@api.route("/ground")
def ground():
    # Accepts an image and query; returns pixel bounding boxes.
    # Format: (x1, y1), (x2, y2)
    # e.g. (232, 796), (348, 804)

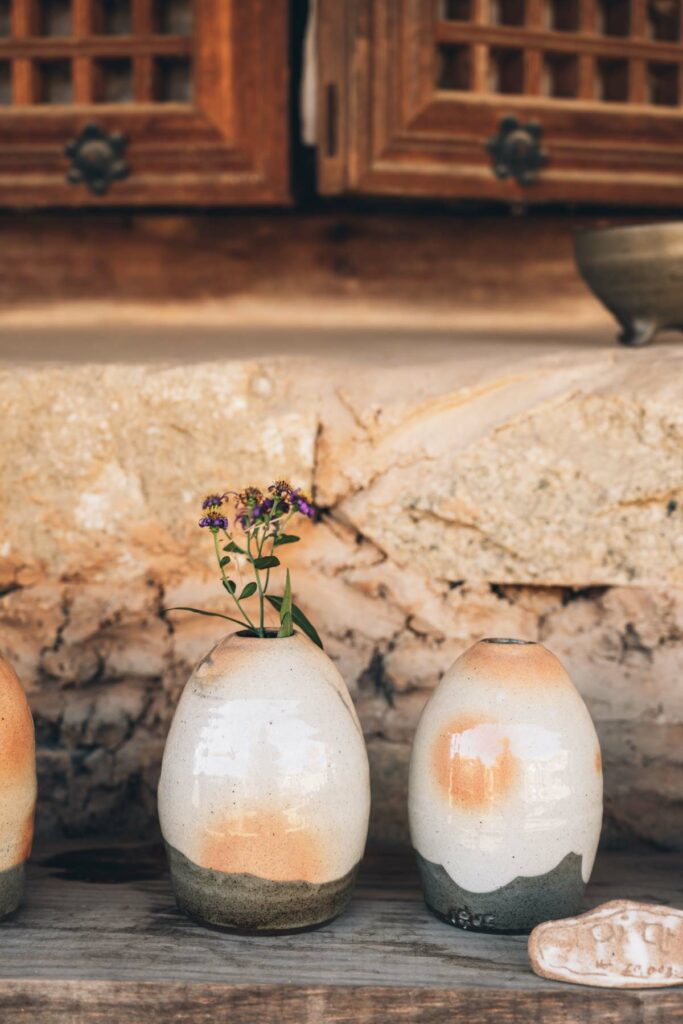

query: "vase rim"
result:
(234, 628), (300, 640)
(481, 637), (536, 645)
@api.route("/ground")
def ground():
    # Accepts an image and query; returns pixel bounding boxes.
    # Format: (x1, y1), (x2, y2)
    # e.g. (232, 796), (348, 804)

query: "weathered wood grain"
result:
(0, 979), (679, 1024)
(0, 843), (678, 1022)
(0, 209), (637, 314)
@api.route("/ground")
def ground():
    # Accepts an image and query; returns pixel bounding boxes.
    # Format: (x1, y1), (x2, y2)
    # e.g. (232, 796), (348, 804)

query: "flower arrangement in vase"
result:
(158, 482), (370, 933)
(175, 481), (321, 644)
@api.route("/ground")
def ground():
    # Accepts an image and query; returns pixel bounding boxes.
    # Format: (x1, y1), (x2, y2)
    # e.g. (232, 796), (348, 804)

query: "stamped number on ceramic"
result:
(448, 907), (495, 931)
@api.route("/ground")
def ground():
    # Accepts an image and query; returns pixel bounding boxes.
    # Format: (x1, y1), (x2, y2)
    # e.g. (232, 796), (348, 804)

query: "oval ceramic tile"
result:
(0, 654), (36, 918)
(158, 631), (370, 932)
(408, 638), (603, 933)
(529, 900), (683, 988)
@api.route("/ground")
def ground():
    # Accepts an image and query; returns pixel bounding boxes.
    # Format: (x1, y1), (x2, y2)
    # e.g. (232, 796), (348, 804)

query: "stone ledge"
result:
(1, 329), (681, 587)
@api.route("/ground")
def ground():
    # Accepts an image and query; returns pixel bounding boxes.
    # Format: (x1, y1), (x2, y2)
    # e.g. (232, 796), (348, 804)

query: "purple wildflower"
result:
(199, 514), (229, 530)
(237, 496), (277, 527)
(268, 480), (315, 519)
(235, 486), (264, 528)
(295, 495), (316, 519)
(200, 492), (230, 530)
(254, 498), (275, 518)
(238, 486), (263, 505)
(202, 493), (227, 510)
(289, 487), (316, 519)
(233, 480), (316, 529)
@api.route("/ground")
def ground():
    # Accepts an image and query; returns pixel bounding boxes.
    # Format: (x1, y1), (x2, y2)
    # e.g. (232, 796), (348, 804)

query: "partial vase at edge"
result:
(0, 653), (36, 918)
(158, 630), (370, 933)
(408, 638), (603, 935)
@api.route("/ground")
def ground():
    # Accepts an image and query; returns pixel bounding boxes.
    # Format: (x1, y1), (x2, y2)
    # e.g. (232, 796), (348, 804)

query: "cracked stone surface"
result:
(0, 334), (681, 848)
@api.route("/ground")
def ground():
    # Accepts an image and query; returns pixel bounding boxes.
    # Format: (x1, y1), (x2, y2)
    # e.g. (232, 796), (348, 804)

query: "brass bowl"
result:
(575, 222), (683, 346)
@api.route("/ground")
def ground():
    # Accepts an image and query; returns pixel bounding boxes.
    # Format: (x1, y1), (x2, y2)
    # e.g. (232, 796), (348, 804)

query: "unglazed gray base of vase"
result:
(165, 843), (358, 933)
(0, 862), (25, 920)
(415, 850), (585, 934)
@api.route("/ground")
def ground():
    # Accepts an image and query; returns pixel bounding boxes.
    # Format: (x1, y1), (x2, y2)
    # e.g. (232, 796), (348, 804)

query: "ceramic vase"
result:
(408, 638), (603, 934)
(158, 631), (370, 932)
(0, 653), (36, 918)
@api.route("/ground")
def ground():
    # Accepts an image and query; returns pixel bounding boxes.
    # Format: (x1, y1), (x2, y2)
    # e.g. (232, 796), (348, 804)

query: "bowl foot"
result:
(618, 318), (657, 347)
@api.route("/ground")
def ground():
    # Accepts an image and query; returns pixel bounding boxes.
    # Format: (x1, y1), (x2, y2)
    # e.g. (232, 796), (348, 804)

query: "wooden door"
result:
(0, 0), (289, 205)
(318, 0), (683, 205)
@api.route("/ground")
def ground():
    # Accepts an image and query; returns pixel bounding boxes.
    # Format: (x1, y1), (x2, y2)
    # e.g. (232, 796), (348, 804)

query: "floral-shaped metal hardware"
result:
(65, 123), (129, 196)
(486, 116), (547, 186)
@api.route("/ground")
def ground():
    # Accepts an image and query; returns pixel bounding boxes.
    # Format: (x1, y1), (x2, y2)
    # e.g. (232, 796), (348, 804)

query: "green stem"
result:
(213, 529), (257, 632)
(261, 504), (288, 622)
(263, 509), (294, 594)
(262, 531), (277, 594)
(248, 527), (267, 637)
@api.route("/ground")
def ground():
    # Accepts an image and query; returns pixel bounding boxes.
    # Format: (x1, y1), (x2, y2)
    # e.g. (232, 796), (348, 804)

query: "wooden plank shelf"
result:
(0, 842), (680, 1023)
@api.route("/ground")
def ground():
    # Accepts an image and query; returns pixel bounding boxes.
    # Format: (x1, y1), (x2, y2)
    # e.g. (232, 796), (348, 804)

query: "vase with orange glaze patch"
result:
(0, 653), (36, 918)
(158, 631), (370, 932)
(408, 638), (603, 934)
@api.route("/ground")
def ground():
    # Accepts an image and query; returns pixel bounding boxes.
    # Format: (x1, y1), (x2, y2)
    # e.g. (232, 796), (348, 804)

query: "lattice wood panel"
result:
(0, 0), (193, 105)
(0, 0), (289, 205)
(435, 0), (682, 106)
(318, 0), (683, 205)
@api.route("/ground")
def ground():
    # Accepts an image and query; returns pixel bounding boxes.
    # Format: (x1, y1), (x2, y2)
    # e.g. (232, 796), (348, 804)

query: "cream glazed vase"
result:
(0, 653), (36, 918)
(158, 630), (370, 932)
(409, 638), (603, 934)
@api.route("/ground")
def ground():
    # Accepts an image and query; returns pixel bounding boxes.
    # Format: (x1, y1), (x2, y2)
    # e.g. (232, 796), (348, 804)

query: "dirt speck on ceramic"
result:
(529, 900), (683, 988)
(409, 638), (603, 934)
(158, 631), (370, 932)
(0, 655), (37, 917)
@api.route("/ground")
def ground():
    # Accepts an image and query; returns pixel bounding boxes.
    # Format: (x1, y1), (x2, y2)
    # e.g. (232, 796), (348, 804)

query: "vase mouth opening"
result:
(481, 637), (536, 646)
(235, 629), (297, 640)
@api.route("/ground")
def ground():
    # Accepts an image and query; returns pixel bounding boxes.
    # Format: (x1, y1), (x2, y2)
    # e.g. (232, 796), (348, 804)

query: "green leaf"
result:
(267, 594), (323, 649)
(224, 541), (245, 554)
(253, 555), (280, 570)
(222, 579), (236, 595)
(278, 612), (293, 637)
(239, 582), (257, 600)
(219, 556), (231, 567)
(274, 534), (300, 547)
(165, 607), (248, 629)
(277, 570), (294, 638)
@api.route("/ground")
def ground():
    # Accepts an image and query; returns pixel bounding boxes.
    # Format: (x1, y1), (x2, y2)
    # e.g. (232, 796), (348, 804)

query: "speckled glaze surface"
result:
(408, 638), (603, 934)
(0, 654), (36, 918)
(158, 631), (370, 932)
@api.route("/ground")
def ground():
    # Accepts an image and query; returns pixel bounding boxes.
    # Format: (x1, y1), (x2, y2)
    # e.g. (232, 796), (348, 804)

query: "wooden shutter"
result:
(0, 0), (289, 205)
(318, 0), (683, 205)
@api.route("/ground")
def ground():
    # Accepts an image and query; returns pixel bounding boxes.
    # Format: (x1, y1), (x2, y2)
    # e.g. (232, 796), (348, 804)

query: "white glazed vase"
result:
(409, 638), (603, 934)
(158, 630), (370, 932)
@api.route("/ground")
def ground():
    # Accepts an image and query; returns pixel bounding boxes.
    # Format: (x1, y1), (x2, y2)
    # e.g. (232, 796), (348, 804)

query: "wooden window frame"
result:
(318, 0), (683, 206)
(0, 0), (289, 206)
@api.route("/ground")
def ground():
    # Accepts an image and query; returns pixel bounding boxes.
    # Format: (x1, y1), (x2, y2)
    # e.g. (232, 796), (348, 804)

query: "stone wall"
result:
(1, 333), (681, 848)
